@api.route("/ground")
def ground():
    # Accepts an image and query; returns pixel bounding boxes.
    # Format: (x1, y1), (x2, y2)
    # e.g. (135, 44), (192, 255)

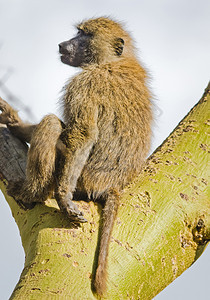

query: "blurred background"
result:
(0, 0), (209, 299)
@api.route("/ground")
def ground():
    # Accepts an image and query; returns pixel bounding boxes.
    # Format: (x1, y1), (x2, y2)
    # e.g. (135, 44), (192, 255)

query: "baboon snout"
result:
(59, 41), (75, 55)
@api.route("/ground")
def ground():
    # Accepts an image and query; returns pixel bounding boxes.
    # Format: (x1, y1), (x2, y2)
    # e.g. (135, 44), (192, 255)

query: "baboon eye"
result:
(77, 29), (84, 35)
(77, 29), (92, 37)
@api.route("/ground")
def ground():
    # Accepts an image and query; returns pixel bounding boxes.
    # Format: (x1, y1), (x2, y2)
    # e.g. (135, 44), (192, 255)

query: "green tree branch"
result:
(0, 83), (209, 299)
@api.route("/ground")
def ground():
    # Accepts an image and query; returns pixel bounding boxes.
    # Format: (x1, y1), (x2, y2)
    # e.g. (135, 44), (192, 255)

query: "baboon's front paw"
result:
(0, 97), (17, 125)
(58, 194), (87, 223)
(66, 201), (87, 223)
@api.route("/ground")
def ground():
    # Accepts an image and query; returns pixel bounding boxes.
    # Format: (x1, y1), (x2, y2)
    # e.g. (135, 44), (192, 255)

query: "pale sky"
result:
(0, 0), (209, 299)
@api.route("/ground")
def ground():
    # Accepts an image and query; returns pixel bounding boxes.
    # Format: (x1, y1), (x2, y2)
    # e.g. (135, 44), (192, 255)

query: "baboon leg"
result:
(93, 189), (120, 296)
(8, 114), (63, 204)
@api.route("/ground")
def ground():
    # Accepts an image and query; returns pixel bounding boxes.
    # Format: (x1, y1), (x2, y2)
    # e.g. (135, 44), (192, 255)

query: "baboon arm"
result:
(8, 123), (37, 143)
(0, 97), (36, 143)
(57, 108), (99, 198)
(60, 122), (99, 193)
(56, 118), (98, 222)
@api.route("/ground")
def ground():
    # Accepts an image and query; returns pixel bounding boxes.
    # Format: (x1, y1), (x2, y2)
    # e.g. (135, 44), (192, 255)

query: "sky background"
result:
(0, 0), (209, 299)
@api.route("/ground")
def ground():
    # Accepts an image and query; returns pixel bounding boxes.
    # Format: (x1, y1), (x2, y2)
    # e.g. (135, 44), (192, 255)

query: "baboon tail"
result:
(93, 189), (119, 297)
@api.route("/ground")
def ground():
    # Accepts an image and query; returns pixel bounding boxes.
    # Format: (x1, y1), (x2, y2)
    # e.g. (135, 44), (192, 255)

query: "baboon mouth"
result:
(60, 54), (71, 64)
(60, 54), (69, 59)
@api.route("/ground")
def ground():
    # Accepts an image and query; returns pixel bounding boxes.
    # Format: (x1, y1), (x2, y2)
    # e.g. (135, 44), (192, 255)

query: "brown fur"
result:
(0, 17), (152, 297)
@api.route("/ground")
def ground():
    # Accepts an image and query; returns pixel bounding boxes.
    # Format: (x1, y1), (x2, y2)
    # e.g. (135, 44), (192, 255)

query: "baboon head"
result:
(59, 17), (134, 67)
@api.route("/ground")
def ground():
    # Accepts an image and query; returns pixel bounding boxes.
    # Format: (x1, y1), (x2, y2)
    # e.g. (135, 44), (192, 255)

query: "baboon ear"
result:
(113, 38), (124, 56)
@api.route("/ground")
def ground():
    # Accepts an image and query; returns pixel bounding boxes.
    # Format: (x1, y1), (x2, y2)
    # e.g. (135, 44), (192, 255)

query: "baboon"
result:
(0, 17), (152, 297)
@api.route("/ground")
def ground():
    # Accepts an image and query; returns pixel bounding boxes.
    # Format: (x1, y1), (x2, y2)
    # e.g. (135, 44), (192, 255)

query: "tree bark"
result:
(0, 84), (209, 299)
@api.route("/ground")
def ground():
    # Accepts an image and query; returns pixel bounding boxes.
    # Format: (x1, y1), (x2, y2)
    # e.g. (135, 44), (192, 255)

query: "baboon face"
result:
(59, 29), (92, 67)
(59, 18), (128, 67)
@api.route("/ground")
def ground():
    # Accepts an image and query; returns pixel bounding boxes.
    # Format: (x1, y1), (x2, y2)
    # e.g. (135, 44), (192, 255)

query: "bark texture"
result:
(0, 84), (209, 299)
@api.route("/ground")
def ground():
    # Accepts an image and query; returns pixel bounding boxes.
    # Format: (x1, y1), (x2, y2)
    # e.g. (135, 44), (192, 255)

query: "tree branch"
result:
(0, 83), (209, 299)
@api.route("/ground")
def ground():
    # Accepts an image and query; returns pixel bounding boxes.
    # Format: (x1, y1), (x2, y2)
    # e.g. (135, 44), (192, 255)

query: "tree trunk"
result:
(0, 84), (209, 299)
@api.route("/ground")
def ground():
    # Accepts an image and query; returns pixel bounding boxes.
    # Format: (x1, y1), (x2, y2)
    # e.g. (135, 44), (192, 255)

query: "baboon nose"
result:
(59, 43), (66, 54)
